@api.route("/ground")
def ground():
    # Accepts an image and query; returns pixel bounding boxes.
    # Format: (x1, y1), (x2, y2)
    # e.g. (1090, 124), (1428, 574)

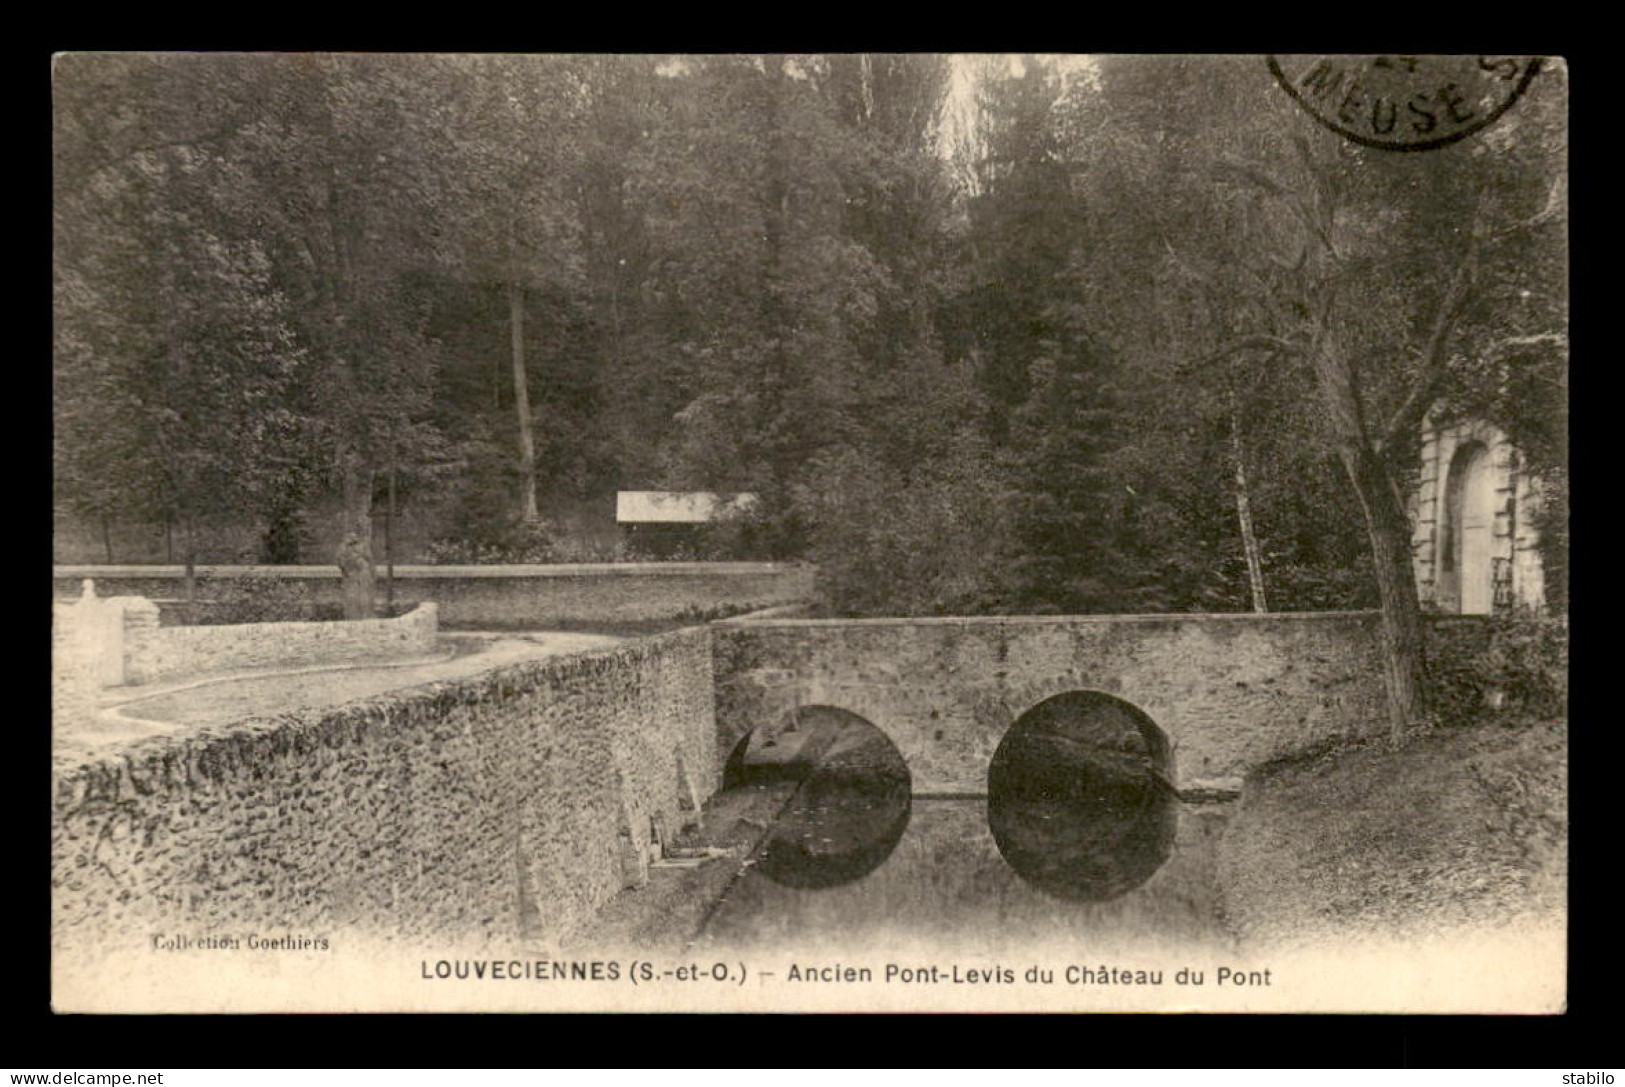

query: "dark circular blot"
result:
(1268, 55), (1542, 152)
(746, 706), (912, 890)
(987, 691), (1178, 902)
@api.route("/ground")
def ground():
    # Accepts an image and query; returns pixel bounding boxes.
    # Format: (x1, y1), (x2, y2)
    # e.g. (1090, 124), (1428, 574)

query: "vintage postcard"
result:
(51, 53), (1568, 1014)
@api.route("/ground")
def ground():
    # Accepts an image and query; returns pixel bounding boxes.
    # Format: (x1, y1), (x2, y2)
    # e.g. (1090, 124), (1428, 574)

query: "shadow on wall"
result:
(987, 690), (1179, 902)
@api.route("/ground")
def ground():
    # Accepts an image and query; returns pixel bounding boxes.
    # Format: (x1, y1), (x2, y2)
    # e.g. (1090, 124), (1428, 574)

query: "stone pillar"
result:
(1412, 426), (1442, 607)
(411, 602), (439, 653)
(616, 800), (652, 890)
(111, 597), (161, 686)
(1514, 471), (1547, 613)
(1492, 437), (1518, 614)
(674, 747), (703, 834)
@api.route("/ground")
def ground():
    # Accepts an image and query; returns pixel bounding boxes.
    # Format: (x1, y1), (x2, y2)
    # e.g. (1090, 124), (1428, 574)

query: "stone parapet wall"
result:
(51, 627), (718, 959)
(52, 563), (815, 628)
(713, 612), (1390, 793)
(122, 602), (438, 686)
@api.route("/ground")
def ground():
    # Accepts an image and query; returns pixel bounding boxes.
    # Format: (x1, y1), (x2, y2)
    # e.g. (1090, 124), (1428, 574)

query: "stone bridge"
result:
(711, 612), (1390, 795)
(55, 605), (1395, 995)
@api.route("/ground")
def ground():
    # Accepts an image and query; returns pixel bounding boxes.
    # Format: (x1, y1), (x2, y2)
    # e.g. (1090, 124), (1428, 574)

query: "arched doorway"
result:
(1441, 442), (1497, 614)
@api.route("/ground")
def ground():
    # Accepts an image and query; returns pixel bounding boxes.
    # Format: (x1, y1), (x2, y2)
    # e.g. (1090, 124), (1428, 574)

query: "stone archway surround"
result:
(1411, 419), (1544, 615)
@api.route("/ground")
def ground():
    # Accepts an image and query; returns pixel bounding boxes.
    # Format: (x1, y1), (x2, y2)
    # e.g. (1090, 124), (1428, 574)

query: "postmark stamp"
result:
(1267, 55), (1543, 151)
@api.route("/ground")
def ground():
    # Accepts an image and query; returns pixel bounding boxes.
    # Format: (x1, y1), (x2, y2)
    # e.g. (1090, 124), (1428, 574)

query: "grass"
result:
(1216, 710), (1567, 950)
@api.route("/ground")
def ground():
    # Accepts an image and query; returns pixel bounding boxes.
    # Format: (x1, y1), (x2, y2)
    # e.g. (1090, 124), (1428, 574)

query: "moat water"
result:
(691, 713), (1236, 958)
(694, 797), (1234, 957)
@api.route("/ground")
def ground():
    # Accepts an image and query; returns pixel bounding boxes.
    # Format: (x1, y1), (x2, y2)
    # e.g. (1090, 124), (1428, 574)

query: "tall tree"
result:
(446, 54), (587, 524)
(232, 54), (455, 616)
(55, 55), (309, 592)
(956, 56), (1087, 438)
(1087, 55), (1567, 735)
(948, 56), (1144, 613)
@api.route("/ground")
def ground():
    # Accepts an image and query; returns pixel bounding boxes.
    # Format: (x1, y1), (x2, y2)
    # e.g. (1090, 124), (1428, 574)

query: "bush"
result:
(421, 518), (568, 564)
(1427, 613), (1568, 726)
(796, 442), (1015, 617)
(161, 574), (424, 625)
(545, 535), (629, 563)
(163, 573), (317, 625)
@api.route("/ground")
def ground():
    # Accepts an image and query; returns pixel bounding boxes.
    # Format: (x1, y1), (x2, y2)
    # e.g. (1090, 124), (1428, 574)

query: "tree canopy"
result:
(53, 54), (1567, 639)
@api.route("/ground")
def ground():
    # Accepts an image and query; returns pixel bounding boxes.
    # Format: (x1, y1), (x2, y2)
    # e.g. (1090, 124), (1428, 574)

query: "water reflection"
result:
(733, 706), (913, 890)
(706, 691), (1194, 954)
(987, 691), (1178, 901)
(756, 766), (912, 889)
(697, 799), (1231, 956)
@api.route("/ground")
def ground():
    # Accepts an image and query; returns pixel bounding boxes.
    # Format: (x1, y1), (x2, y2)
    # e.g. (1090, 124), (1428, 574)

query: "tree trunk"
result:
(760, 54), (794, 487)
(336, 447), (376, 620)
(1310, 331), (1427, 740)
(180, 513), (198, 606)
(1229, 402), (1269, 614)
(508, 279), (540, 523)
(385, 458), (396, 616)
(100, 515), (113, 565)
(493, 336), (503, 412)
(1339, 442), (1428, 741)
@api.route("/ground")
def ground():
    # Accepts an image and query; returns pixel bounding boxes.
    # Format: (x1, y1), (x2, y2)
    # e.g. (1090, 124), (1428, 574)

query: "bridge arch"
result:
(995, 689), (1173, 783)
(986, 690), (1178, 901)
(722, 704), (912, 889)
(722, 704), (902, 786)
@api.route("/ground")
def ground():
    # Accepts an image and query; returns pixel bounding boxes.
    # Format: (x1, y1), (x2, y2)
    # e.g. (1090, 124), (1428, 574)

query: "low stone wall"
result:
(51, 603), (98, 728)
(51, 627), (718, 959)
(713, 612), (1390, 793)
(122, 602), (439, 686)
(52, 563), (815, 628)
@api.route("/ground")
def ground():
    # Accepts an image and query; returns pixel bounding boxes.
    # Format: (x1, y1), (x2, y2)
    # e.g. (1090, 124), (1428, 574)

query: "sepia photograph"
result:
(50, 53), (1569, 1014)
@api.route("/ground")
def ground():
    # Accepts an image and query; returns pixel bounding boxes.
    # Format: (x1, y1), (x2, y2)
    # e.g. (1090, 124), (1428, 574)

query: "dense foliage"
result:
(1427, 615), (1569, 727)
(54, 54), (1567, 621)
